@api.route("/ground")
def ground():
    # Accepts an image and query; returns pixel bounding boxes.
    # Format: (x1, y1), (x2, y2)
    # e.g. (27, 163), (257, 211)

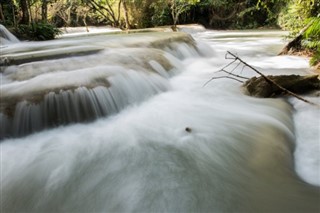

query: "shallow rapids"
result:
(1, 27), (319, 212)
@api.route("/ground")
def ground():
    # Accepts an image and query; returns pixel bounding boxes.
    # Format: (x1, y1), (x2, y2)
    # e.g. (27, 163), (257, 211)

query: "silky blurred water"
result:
(0, 26), (319, 212)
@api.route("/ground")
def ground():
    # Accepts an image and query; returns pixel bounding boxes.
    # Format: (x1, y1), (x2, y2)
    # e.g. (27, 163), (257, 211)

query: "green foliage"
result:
(32, 22), (61, 40)
(278, 0), (319, 34)
(279, 0), (320, 65)
(0, 0), (17, 26)
(150, 3), (171, 27)
(170, 0), (200, 26)
(304, 17), (320, 40)
(256, 0), (287, 25)
(3, 0), (315, 34)
(309, 49), (320, 66)
(14, 22), (61, 40)
(197, 0), (286, 29)
(303, 17), (320, 65)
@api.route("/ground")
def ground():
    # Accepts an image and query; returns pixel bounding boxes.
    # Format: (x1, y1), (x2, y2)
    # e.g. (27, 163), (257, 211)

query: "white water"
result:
(0, 24), (20, 45)
(1, 27), (319, 212)
(58, 26), (122, 38)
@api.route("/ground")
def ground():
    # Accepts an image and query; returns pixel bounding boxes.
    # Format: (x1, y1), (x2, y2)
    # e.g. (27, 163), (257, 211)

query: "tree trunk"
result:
(171, 0), (177, 28)
(19, 0), (29, 24)
(8, 0), (17, 27)
(121, 0), (130, 29)
(83, 17), (89, 32)
(0, 3), (5, 22)
(41, 0), (48, 22)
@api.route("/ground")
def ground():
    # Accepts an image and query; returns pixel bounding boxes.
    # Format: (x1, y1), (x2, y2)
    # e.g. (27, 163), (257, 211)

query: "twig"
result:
(203, 76), (244, 87)
(219, 69), (249, 80)
(230, 61), (242, 73)
(203, 55), (249, 87)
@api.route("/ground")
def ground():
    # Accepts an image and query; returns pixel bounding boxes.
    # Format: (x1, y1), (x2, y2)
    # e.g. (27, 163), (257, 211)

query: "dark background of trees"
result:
(0, 0), (319, 67)
(0, 0), (293, 30)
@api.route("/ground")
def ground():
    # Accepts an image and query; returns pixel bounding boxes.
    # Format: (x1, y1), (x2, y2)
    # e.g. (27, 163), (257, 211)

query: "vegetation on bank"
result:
(0, 0), (319, 66)
(278, 0), (320, 69)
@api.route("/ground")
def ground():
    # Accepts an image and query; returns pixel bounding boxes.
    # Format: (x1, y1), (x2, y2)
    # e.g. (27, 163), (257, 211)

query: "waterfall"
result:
(1, 27), (319, 212)
(0, 24), (20, 45)
(1, 69), (171, 138)
(0, 30), (201, 139)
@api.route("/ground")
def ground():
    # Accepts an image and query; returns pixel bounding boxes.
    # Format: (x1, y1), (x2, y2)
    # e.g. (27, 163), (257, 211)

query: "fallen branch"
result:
(205, 51), (319, 106)
(208, 76), (244, 83)
(226, 51), (318, 105)
(219, 69), (249, 80)
(203, 54), (249, 87)
(244, 74), (320, 97)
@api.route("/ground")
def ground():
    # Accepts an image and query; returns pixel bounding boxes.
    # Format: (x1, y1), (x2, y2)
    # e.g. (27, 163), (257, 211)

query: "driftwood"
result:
(205, 51), (320, 105)
(243, 75), (320, 97)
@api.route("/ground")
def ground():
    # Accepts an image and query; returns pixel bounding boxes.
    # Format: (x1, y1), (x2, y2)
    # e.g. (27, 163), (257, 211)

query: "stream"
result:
(0, 25), (319, 212)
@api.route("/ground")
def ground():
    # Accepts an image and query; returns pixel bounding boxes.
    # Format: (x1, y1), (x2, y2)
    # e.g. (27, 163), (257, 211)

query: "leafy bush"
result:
(303, 17), (320, 66)
(13, 22), (61, 41)
(278, 2), (305, 34)
(304, 17), (320, 44)
(278, 0), (320, 66)
(309, 50), (320, 66)
(31, 22), (61, 40)
(278, 0), (318, 35)
(150, 5), (171, 27)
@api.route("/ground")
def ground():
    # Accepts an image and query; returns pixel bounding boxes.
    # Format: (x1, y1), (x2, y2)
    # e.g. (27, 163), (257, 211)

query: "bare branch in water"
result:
(220, 69), (250, 80)
(226, 51), (318, 106)
(204, 51), (318, 106)
(203, 76), (244, 87)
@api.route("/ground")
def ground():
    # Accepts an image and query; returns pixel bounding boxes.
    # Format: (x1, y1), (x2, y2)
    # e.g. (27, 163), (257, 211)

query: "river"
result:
(0, 25), (319, 212)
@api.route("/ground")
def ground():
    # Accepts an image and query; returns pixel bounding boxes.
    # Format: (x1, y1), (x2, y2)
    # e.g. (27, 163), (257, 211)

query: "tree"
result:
(41, 0), (48, 21)
(83, 0), (122, 27)
(0, 3), (5, 22)
(121, 0), (130, 29)
(19, 0), (30, 24)
(206, 0), (246, 27)
(169, 0), (199, 29)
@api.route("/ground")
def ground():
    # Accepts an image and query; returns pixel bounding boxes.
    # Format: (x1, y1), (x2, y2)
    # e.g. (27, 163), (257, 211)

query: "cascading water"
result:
(0, 32), (198, 138)
(0, 26), (319, 212)
(0, 24), (20, 45)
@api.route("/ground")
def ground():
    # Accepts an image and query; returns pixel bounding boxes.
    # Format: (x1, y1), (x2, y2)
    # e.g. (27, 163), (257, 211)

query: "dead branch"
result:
(203, 55), (249, 87)
(204, 76), (244, 86)
(204, 51), (319, 106)
(218, 70), (249, 80)
(226, 51), (318, 105)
